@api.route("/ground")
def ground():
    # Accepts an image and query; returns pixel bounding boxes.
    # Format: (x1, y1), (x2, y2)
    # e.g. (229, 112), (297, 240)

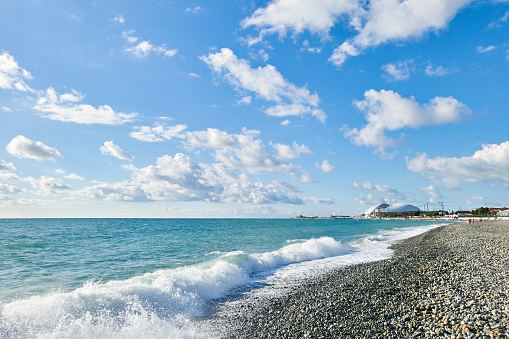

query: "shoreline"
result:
(206, 220), (509, 338)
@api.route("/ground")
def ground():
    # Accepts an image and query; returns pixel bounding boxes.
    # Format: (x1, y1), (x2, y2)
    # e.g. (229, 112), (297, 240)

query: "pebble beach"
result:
(208, 220), (509, 338)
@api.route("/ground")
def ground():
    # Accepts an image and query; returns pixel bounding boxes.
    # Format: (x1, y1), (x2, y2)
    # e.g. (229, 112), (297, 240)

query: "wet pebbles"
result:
(208, 221), (509, 338)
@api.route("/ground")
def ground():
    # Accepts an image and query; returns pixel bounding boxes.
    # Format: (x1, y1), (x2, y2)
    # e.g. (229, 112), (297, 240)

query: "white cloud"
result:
(0, 160), (16, 172)
(183, 128), (238, 149)
(237, 96), (252, 105)
(180, 128), (314, 182)
(185, 6), (205, 14)
(34, 87), (136, 125)
(130, 124), (188, 142)
(189, 73), (201, 79)
(241, 0), (360, 43)
(488, 11), (509, 29)
(2, 106), (11, 112)
(65, 173), (85, 181)
(0, 183), (22, 194)
(265, 104), (326, 123)
(330, 0), (472, 67)
(0, 172), (19, 181)
(122, 30), (178, 58)
(112, 15), (125, 24)
(353, 180), (408, 205)
(100, 141), (134, 161)
(76, 153), (306, 204)
(200, 48), (325, 122)
(421, 185), (442, 203)
(467, 196), (484, 205)
(477, 45), (496, 53)
(26, 176), (70, 194)
(6, 135), (62, 161)
(344, 89), (470, 158)
(407, 141), (509, 188)
(425, 64), (451, 77)
(130, 125), (315, 184)
(0, 50), (33, 92)
(317, 160), (335, 172)
(382, 60), (413, 81)
(328, 41), (360, 68)
(353, 181), (406, 198)
(272, 141), (312, 160)
(281, 119), (290, 126)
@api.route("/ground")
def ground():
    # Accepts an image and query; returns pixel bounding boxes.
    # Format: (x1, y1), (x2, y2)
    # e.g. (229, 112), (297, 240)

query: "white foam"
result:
(0, 236), (349, 338)
(1, 225), (449, 338)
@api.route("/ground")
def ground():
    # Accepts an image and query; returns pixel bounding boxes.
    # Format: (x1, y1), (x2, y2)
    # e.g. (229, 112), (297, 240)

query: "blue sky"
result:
(0, 0), (508, 217)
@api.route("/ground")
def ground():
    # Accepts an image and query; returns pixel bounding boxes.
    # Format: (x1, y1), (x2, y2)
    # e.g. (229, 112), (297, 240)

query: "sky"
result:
(0, 0), (508, 218)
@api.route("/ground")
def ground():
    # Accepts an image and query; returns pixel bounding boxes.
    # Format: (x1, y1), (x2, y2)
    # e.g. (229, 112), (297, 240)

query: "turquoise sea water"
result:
(0, 218), (449, 338)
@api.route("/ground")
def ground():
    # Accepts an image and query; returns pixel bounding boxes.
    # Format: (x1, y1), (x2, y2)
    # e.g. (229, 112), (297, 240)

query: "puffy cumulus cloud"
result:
(26, 176), (70, 194)
(407, 141), (509, 188)
(6, 135), (62, 161)
(182, 128), (237, 149)
(34, 87), (136, 125)
(180, 128), (314, 183)
(128, 124), (313, 183)
(241, 0), (360, 44)
(271, 141), (312, 160)
(241, 0), (472, 67)
(130, 124), (187, 142)
(100, 141), (134, 161)
(0, 183), (23, 194)
(200, 48), (325, 122)
(208, 133), (312, 182)
(0, 50), (33, 92)
(75, 181), (152, 202)
(317, 160), (335, 172)
(74, 153), (310, 205)
(330, 0), (472, 67)
(122, 30), (178, 58)
(343, 90), (470, 158)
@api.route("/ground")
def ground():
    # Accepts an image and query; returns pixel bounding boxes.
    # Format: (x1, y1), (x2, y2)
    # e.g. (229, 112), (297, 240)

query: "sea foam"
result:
(0, 236), (348, 338)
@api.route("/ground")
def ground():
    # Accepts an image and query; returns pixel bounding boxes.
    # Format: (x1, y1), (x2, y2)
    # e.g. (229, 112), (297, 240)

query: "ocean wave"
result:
(0, 236), (348, 338)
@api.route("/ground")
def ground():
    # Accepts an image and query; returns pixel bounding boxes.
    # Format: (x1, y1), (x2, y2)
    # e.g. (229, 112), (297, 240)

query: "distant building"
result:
(362, 203), (421, 217)
(362, 203), (390, 217)
(497, 209), (509, 217)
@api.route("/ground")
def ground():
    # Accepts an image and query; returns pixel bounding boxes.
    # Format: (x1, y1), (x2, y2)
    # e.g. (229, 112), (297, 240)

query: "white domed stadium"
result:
(363, 203), (421, 217)
(362, 203), (390, 217)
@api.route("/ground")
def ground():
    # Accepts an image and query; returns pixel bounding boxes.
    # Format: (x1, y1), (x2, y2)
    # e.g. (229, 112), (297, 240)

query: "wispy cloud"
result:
(122, 30), (178, 58)
(0, 51), (34, 92)
(100, 141), (134, 161)
(34, 88), (136, 125)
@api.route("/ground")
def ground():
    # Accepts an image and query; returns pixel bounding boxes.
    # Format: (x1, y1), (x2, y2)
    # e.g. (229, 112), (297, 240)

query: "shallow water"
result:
(0, 218), (449, 338)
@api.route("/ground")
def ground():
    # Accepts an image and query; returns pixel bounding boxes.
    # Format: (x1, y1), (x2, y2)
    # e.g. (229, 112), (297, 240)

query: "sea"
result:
(0, 218), (451, 338)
